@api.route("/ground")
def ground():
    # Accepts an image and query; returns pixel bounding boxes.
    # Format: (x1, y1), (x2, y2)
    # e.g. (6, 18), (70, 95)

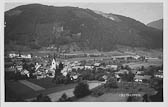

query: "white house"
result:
(136, 71), (145, 75)
(20, 54), (32, 58)
(16, 65), (23, 71)
(134, 75), (151, 82)
(9, 53), (19, 58)
(20, 69), (30, 77)
(154, 74), (163, 78)
(61, 65), (72, 76)
(94, 63), (101, 67)
(106, 65), (118, 70)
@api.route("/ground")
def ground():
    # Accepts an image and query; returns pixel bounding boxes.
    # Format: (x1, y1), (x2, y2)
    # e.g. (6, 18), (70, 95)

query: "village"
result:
(5, 50), (163, 102)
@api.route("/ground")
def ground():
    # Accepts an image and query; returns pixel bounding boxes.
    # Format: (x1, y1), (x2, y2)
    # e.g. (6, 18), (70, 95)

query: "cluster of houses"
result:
(5, 51), (163, 83)
(8, 53), (32, 59)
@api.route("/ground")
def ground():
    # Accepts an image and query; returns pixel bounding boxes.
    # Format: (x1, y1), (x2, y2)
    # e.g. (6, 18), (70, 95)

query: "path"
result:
(19, 80), (45, 91)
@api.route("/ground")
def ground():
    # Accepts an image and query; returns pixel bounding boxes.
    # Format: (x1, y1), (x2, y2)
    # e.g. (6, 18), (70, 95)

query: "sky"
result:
(5, 2), (163, 24)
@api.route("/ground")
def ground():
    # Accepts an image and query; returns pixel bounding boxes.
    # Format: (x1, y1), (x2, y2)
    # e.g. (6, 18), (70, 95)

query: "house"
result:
(154, 72), (163, 78)
(84, 65), (94, 70)
(115, 74), (121, 82)
(61, 65), (72, 76)
(94, 63), (101, 67)
(20, 54), (32, 58)
(20, 69), (30, 77)
(134, 75), (151, 82)
(16, 65), (23, 71)
(70, 72), (79, 80)
(35, 63), (41, 71)
(9, 53), (19, 58)
(115, 69), (129, 75)
(154, 74), (163, 78)
(106, 65), (118, 70)
(47, 70), (55, 78)
(136, 71), (145, 75)
(102, 75), (108, 82)
(132, 55), (141, 60)
(72, 66), (84, 70)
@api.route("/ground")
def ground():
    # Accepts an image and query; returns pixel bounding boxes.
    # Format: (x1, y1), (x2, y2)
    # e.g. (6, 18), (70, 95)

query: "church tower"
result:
(51, 58), (56, 70)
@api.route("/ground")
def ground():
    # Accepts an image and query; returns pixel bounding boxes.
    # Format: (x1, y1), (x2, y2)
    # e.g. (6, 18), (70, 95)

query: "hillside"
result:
(5, 4), (163, 52)
(147, 19), (163, 30)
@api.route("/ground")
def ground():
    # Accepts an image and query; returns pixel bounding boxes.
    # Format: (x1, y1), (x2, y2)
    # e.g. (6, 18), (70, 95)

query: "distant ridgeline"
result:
(5, 4), (163, 52)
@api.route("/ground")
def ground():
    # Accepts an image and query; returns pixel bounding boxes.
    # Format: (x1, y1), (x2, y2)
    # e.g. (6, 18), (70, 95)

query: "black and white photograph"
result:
(1, 0), (167, 104)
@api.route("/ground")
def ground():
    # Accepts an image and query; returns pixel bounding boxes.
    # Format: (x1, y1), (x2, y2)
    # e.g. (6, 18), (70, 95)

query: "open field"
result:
(123, 59), (162, 69)
(5, 78), (103, 101)
(5, 80), (36, 100)
(28, 78), (58, 89)
(5, 79), (77, 100)
(26, 81), (103, 101)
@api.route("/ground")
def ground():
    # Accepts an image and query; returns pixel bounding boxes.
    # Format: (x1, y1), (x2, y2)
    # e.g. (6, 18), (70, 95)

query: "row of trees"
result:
(58, 81), (91, 102)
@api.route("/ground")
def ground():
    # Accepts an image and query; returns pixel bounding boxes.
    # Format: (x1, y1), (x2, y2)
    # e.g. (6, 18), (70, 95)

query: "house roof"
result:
(134, 75), (151, 80)
(115, 69), (129, 74)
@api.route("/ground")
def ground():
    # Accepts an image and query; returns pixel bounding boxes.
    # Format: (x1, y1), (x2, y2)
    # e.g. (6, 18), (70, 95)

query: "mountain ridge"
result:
(147, 19), (163, 30)
(5, 4), (163, 52)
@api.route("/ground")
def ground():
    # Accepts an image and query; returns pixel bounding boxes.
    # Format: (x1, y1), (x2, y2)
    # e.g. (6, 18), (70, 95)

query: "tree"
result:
(104, 77), (118, 88)
(150, 78), (163, 91)
(22, 62), (29, 70)
(125, 65), (131, 71)
(59, 62), (64, 70)
(58, 93), (68, 102)
(149, 78), (163, 102)
(73, 81), (91, 98)
(142, 94), (149, 102)
(121, 71), (135, 82)
(140, 66), (145, 71)
(149, 88), (163, 102)
(36, 94), (51, 102)
(127, 96), (136, 102)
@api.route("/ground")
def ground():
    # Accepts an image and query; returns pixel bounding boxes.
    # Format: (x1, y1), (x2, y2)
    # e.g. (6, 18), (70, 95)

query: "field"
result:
(123, 58), (163, 69)
(5, 80), (37, 100)
(76, 81), (155, 102)
(28, 78), (57, 89)
(5, 78), (78, 101)
(77, 93), (127, 102)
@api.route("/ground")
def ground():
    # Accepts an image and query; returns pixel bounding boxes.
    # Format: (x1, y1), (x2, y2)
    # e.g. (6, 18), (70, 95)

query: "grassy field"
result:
(28, 78), (57, 89)
(123, 59), (162, 69)
(5, 80), (37, 100)
(28, 78), (77, 89)
(5, 78), (78, 101)
(77, 93), (127, 102)
(76, 81), (155, 102)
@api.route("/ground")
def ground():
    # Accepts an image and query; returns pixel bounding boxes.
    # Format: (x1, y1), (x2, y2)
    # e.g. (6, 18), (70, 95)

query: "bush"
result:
(127, 96), (136, 102)
(138, 88), (143, 92)
(91, 89), (104, 97)
(58, 93), (72, 102)
(149, 88), (163, 102)
(150, 78), (163, 91)
(121, 72), (135, 82)
(98, 77), (105, 81)
(73, 81), (91, 98)
(54, 75), (72, 84)
(58, 93), (67, 102)
(35, 94), (51, 102)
